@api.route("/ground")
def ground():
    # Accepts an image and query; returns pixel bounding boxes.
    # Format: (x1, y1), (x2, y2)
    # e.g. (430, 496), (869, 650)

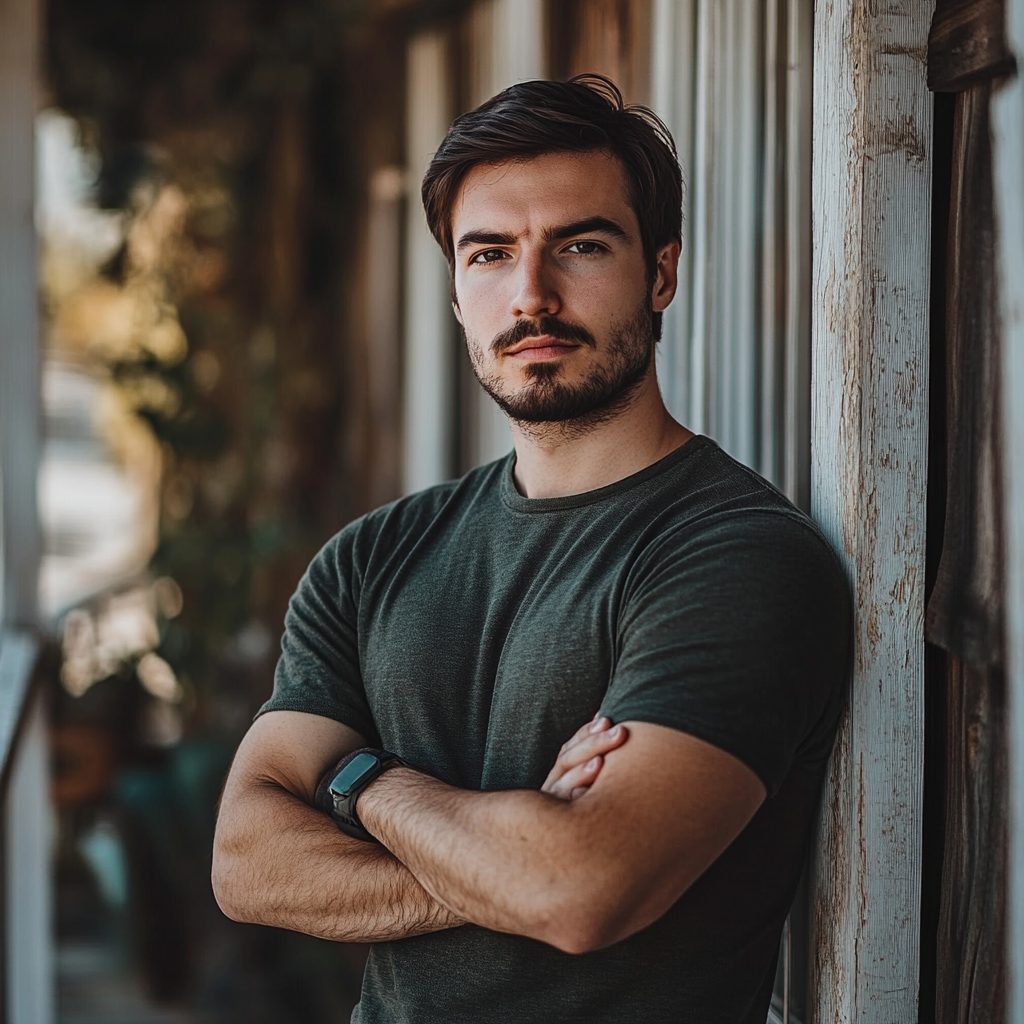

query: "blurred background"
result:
(0, 0), (814, 1021)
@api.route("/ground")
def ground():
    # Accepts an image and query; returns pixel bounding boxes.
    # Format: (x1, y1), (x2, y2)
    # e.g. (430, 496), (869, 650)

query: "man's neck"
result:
(509, 376), (694, 499)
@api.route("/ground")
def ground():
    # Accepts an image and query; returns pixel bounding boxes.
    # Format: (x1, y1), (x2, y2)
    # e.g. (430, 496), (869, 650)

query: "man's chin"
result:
(485, 379), (644, 426)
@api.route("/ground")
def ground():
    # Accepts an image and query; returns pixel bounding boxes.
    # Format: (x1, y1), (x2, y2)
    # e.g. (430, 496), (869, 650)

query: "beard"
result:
(467, 304), (655, 428)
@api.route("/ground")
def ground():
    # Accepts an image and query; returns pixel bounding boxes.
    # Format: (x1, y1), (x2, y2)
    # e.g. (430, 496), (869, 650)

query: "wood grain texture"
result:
(936, 657), (1007, 1024)
(809, 1), (932, 1020)
(0, 0), (41, 629)
(989, 2), (1024, 1020)
(927, 78), (1009, 1024)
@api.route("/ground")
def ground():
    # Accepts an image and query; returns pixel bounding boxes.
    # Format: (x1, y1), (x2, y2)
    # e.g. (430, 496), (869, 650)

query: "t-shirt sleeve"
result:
(257, 525), (381, 745)
(601, 510), (851, 797)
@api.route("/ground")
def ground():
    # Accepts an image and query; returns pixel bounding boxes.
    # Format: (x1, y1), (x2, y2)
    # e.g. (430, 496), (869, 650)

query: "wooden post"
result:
(991, 2), (1024, 1020)
(463, 0), (544, 467)
(403, 30), (456, 494)
(0, 0), (41, 629)
(809, 1), (933, 1021)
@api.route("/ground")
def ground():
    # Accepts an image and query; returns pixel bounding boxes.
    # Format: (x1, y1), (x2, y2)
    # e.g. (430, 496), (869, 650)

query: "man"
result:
(213, 76), (850, 1023)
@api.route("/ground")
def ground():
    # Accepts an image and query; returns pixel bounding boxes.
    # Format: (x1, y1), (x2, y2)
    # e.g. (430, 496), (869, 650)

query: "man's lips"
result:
(504, 336), (581, 358)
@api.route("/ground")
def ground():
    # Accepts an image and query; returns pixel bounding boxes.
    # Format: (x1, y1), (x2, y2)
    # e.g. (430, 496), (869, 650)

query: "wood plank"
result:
(990, 2), (1024, 1020)
(809, 0), (932, 1020)
(782, 0), (812, 510)
(0, 0), (41, 628)
(0, 631), (38, 782)
(5, 689), (53, 1024)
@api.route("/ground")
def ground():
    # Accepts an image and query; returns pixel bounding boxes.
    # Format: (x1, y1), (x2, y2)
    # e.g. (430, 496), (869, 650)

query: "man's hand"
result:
(541, 716), (628, 800)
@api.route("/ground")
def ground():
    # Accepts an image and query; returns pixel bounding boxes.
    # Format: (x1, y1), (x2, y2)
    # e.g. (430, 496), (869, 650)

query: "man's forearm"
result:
(212, 776), (464, 942)
(358, 768), (623, 953)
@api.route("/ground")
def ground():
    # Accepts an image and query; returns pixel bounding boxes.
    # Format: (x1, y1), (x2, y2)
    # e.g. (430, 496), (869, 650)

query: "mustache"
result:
(490, 315), (597, 355)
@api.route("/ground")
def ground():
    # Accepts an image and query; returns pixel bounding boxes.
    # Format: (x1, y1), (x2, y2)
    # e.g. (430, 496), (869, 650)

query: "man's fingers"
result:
(559, 723), (627, 770)
(541, 724), (629, 797)
(543, 755), (604, 800)
(559, 716), (605, 756)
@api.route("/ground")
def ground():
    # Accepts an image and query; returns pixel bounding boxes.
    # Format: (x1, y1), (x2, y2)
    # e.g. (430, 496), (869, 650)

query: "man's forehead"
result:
(451, 150), (638, 236)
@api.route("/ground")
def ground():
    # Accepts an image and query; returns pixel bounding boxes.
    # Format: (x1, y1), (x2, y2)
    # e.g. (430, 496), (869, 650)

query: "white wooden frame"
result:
(809, 2), (933, 1021)
(992, 2), (1024, 1020)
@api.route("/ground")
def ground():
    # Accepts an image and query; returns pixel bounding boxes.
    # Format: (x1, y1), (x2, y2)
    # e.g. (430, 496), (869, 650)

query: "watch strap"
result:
(314, 747), (407, 843)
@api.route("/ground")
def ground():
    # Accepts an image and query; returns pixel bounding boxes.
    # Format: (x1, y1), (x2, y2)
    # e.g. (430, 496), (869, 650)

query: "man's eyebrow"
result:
(542, 217), (631, 243)
(456, 230), (517, 252)
(455, 217), (632, 253)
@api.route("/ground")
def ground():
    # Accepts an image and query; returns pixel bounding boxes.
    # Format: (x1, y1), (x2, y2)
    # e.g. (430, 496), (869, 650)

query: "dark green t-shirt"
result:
(261, 435), (850, 1024)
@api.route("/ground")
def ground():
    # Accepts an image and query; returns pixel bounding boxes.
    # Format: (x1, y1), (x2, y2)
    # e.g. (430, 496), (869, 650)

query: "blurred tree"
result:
(46, 0), (367, 728)
(42, 1), (412, 1016)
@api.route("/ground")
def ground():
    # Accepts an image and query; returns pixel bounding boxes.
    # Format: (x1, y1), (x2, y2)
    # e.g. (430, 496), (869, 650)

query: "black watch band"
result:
(314, 747), (408, 843)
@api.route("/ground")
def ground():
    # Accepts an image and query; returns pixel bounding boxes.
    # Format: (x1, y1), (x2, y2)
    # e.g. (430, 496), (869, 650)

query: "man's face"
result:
(450, 150), (673, 426)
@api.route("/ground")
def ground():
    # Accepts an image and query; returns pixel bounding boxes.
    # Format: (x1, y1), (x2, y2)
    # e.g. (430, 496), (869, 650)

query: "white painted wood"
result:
(366, 166), (405, 507)
(0, 630), (37, 778)
(782, 0), (812, 510)
(652, 0), (696, 424)
(463, 0), (545, 467)
(725, 0), (759, 469)
(0, 0), (41, 628)
(686, 0), (714, 436)
(5, 689), (54, 1024)
(0, 0), (51, 1015)
(991, 5), (1024, 1022)
(651, 0), (812, 505)
(808, 1), (932, 1020)
(403, 30), (457, 494)
(759, 0), (782, 485)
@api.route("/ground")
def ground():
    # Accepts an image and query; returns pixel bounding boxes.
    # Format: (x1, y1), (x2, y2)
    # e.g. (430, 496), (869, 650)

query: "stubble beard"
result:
(467, 302), (655, 437)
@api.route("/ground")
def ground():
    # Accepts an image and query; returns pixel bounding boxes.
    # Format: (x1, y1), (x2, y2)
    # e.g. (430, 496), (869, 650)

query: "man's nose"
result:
(510, 252), (560, 319)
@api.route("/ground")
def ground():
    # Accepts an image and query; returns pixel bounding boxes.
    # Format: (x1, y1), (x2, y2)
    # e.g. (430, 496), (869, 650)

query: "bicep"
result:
(578, 720), (765, 941)
(223, 710), (368, 808)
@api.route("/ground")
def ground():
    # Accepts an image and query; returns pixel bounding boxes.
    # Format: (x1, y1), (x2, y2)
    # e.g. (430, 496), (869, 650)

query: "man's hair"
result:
(421, 74), (682, 329)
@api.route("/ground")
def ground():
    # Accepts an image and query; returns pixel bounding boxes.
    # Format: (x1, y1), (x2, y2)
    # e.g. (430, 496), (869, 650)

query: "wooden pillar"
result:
(462, 0), (544, 469)
(0, 0), (50, 1018)
(403, 29), (456, 494)
(991, 1), (1024, 1020)
(0, 0), (41, 629)
(809, 1), (933, 1021)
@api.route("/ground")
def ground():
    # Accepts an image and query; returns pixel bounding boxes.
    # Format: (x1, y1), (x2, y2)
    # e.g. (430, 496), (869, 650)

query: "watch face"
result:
(330, 752), (379, 798)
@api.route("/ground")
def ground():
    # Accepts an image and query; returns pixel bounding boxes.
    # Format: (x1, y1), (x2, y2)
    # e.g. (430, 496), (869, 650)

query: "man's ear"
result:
(651, 242), (681, 312)
(452, 300), (464, 327)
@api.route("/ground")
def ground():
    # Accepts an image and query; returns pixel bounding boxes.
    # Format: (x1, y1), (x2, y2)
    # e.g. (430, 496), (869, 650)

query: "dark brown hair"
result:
(421, 74), (682, 312)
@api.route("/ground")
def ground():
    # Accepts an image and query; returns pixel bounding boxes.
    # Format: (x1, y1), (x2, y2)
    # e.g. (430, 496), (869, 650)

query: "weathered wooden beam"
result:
(991, 2), (1024, 1020)
(809, 1), (933, 1021)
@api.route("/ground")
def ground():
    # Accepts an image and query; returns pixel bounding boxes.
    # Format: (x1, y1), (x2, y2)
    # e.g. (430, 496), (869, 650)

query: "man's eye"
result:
(471, 249), (508, 264)
(565, 240), (603, 256)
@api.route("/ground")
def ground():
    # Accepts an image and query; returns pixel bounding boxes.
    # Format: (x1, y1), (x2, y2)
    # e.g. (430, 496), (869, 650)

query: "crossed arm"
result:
(212, 709), (765, 953)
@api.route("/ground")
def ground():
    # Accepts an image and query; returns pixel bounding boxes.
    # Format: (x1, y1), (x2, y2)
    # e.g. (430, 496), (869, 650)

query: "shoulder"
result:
(637, 439), (845, 589)
(305, 457), (509, 585)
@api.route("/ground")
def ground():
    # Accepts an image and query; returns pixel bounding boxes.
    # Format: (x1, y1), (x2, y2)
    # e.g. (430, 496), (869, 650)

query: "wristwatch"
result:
(315, 747), (408, 843)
